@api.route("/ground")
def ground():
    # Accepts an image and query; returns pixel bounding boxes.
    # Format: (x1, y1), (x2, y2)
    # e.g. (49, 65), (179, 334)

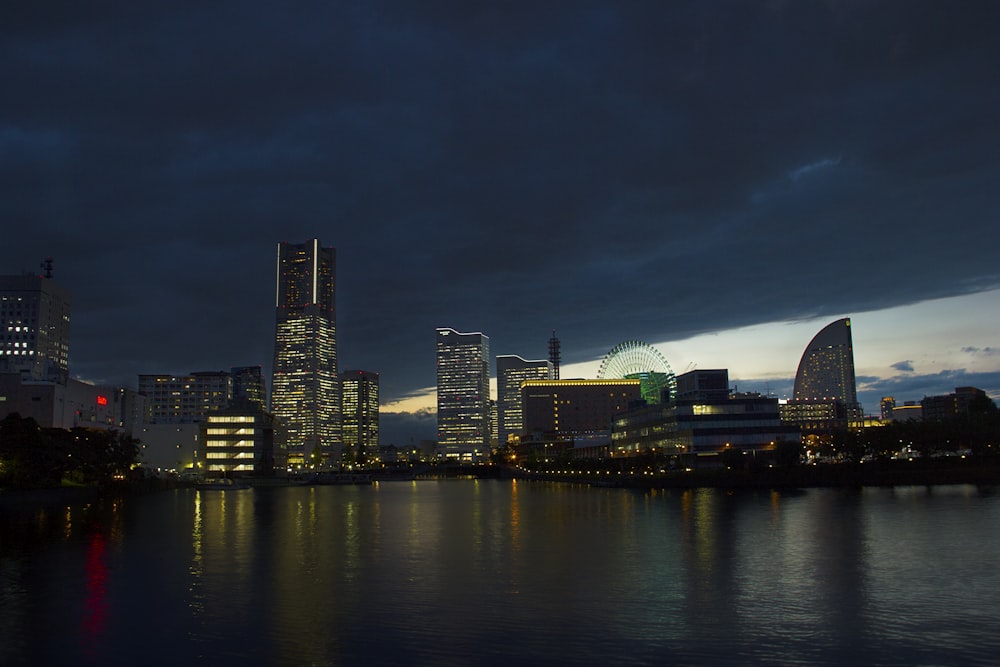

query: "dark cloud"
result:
(891, 360), (915, 373)
(3, 1), (1000, 417)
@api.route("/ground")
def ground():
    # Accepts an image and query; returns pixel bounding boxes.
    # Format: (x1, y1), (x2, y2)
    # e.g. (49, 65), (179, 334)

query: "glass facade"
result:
(341, 370), (379, 464)
(436, 328), (490, 461)
(496, 355), (553, 445)
(271, 240), (340, 468)
(793, 318), (858, 404)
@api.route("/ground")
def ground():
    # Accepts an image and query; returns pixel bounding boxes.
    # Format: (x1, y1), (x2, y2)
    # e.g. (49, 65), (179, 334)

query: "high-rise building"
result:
(138, 371), (234, 423)
(271, 239), (340, 468)
(496, 354), (553, 445)
(436, 328), (490, 461)
(781, 317), (862, 431)
(232, 365), (266, 410)
(341, 370), (379, 465)
(793, 318), (858, 405)
(0, 272), (71, 382)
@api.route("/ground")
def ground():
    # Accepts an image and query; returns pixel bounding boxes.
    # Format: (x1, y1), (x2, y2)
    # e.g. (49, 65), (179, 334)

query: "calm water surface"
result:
(2, 480), (999, 666)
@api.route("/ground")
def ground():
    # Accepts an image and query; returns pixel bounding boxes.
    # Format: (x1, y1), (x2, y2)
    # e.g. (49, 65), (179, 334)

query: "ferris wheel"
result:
(597, 340), (676, 403)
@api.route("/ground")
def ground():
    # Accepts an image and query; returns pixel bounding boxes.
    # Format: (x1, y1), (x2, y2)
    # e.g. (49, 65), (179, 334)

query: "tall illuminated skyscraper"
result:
(271, 239), (340, 468)
(793, 317), (858, 406)
(436, 327), (490, 461)
(341, 370), (379, 465)
(496, 355), (553, 445)
(780, 317), (862, 429)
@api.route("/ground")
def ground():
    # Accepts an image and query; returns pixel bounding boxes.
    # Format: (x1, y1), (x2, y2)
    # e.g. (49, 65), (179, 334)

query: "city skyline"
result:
(2, 3), (998, 446)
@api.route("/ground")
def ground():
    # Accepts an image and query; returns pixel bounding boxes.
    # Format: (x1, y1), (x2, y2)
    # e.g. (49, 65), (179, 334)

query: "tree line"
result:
(0, 413), (140, 489)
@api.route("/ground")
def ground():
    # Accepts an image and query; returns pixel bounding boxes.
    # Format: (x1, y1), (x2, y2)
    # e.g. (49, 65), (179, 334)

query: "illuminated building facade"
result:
(138, 371), (233, 424)
(521, 379), (641, 436)
(436, 328), (490, 461)
(271, 239), (340, 468)
(200, 402), (280, 476)
(341, 370), (379, 464)
(782, 318), (862, 431)
(496, 355), (553, 445)
(0, 273), (71, 382)
(232, 365), (266, 410)
(611, 370), (798, 463)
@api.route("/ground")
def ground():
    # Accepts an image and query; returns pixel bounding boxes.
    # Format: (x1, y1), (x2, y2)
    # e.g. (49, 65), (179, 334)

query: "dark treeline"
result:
(0, 413), (140, 490)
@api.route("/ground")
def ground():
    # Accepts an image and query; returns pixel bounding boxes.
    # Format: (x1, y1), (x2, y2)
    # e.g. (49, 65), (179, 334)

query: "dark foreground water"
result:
(2, 480), (999, 666)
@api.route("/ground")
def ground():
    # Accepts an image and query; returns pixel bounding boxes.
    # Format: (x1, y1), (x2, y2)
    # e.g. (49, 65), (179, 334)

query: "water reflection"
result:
(2, 483), (1000, 666)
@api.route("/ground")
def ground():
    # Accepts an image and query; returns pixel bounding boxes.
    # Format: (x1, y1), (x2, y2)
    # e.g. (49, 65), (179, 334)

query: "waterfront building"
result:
(0, 373), (143, 434)
(232, 365), (266, 410)
(436, 328), (490, 461)
(271, 239), (340, 468)
(521, 378), (641, 438)
(200, 400), (281, 477)
(341, 370), (379, 465)
(0, 271), (71, 383)
(781, 318), (862, 432)
(138, 371), (233, 424)
(611, 369), (798, 465)
(496, 355), (553, 445)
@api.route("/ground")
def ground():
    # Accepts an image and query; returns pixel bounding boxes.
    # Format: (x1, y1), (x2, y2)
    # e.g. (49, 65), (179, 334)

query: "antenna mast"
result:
(548, 330), (561, 380)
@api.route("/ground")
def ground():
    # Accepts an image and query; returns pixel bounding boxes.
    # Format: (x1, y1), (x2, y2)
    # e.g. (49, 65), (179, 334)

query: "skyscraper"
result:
(341, 370), (379, 465)
(793, 318), (858, 406)
(436, 327), (490, 461)
(271, 239), (340, 468)
(0, 272), (71, 382)
(496, 354), (553, 445)
(780, 317), (862, 430)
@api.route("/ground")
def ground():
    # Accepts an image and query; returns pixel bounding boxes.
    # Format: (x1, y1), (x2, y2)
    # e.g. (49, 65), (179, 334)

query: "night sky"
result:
(3, 2), (999, 444)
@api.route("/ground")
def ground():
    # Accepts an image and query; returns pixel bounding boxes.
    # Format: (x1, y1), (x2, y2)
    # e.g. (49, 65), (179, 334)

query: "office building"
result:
(138, 371), (233, 424)
(200, 401), (281, 477)
(232, 365), (266, 410)
(496, 355), (553, 445)
(341, 370), (379, 465)
(611, 370), (799, 465)
(922, 386), (992, 421)
(271, 239), (340, 468)
(436, 328), (490, 461)
(521, 378), (641, 437)
(1, 271), (71, 382)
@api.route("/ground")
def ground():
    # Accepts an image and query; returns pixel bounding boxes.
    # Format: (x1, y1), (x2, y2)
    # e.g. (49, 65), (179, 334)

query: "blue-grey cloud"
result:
(892, 360), (915, 372)
(2, 1), (999, 408)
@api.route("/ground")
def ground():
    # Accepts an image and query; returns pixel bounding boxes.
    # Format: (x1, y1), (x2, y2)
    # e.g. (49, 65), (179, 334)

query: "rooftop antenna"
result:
(40, 257), (54, 279)
(548, 330), (561, 380)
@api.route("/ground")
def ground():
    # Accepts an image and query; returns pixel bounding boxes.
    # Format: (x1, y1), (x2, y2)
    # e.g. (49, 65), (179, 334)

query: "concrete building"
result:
(0, 271), (71, 383)
(436, 327), (490, 461)
(521, 378), (641, 440)
(0, 373), (143, 434)
(341, 370), (379, 465)
(611, 370), (799, 465)
(138, 371), (233, 424)
(200, 401), (280, 477)
(496, 354), (553, 445)
(922, 386), (992, 421)
(271, 239), (340, 468)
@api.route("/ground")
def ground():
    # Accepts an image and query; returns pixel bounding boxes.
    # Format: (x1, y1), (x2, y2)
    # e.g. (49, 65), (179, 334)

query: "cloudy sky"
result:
(3, 2), (999, 444)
